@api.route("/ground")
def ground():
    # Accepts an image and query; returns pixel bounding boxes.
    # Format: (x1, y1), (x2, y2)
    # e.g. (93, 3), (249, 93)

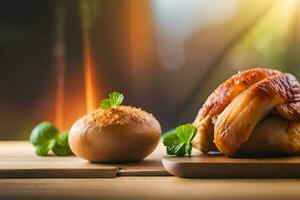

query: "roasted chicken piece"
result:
(192, 68), (280, 153)
(192, 68), (300, 156)
(238, 114), (300, 155)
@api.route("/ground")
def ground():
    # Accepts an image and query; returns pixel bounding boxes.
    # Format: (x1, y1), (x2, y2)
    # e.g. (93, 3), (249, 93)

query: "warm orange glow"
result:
(53, 4), (66, 131)
(54, 57), (65, 130)
(83, 36), (99, 113)
(127, 0), (154, 74)
(80, 0), (100, 114)
(52, 0), (100, 132)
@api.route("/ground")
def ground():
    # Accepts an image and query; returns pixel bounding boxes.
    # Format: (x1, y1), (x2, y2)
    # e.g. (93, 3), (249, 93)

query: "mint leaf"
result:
(100, 92), (124, 109)
(163, 124), (197, 157)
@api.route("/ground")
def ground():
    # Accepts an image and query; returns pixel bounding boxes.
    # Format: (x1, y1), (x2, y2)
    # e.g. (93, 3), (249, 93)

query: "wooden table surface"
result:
(0, 141), (168, 178)
(1, 141), (300, 200)
(2, 177), (300, 200)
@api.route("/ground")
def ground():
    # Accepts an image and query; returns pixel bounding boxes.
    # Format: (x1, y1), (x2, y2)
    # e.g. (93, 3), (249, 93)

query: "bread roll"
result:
(69, 106), (161, 162)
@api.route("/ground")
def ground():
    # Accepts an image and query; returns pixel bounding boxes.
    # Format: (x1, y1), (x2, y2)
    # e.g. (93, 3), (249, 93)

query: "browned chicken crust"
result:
(239, 115), (300, 155)
(192, 68), (300, 156)
(192, 68), (280, 152)
(214, 73), (300, 155)
(199, 68), (280, 118)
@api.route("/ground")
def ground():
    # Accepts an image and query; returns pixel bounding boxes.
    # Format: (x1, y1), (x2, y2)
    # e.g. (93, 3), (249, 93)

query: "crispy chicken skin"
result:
(215, 73), (300, 155)
(277, 102), (300, 121)
(192, 68), (280, 152)
(192, 68), (300, 156)
(239, 115), (300, 155)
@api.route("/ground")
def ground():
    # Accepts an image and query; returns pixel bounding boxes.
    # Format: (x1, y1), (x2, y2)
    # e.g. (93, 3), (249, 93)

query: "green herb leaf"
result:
(56, 132), (69, 147)
(35, 145), (49, 156)
(35, 139), (56, 156)
(100, 92), (124, 109)
(30, 122), (58, 146)
(52, 142), (72, 156)
(176, 124), (197, 143)
(30, 122), (73, 156)
(163, 124), (197, 157)
(162, 130), (178, 146)
(52, 132), (73, 156)
(30, 122), (58, 156)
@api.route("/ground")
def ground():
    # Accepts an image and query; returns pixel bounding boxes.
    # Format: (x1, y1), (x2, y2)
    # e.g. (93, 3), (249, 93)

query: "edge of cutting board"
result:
(0, 168), (119, 178)
(162, 155), (300, 178)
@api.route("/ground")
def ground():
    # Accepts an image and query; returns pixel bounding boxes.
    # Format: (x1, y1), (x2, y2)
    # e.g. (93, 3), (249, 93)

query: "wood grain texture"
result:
(163, 154), (300, 178)
(117, 143), (169, 176)
(1, 177), (300, 200)
(0, 141), (167, 178)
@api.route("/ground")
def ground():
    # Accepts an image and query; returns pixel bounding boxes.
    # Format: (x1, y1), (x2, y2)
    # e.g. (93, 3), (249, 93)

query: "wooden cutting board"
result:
(0, 141), (169, 178)
(162, 154), (300, 178)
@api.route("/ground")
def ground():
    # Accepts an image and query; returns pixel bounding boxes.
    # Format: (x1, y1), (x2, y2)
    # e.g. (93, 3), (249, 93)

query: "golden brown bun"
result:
(69, 106), (161, 162)
(192, 68), (300, 156)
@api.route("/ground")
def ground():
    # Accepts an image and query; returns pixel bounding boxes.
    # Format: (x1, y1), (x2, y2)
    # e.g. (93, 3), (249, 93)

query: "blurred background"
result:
(0, 0), (299, 140)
